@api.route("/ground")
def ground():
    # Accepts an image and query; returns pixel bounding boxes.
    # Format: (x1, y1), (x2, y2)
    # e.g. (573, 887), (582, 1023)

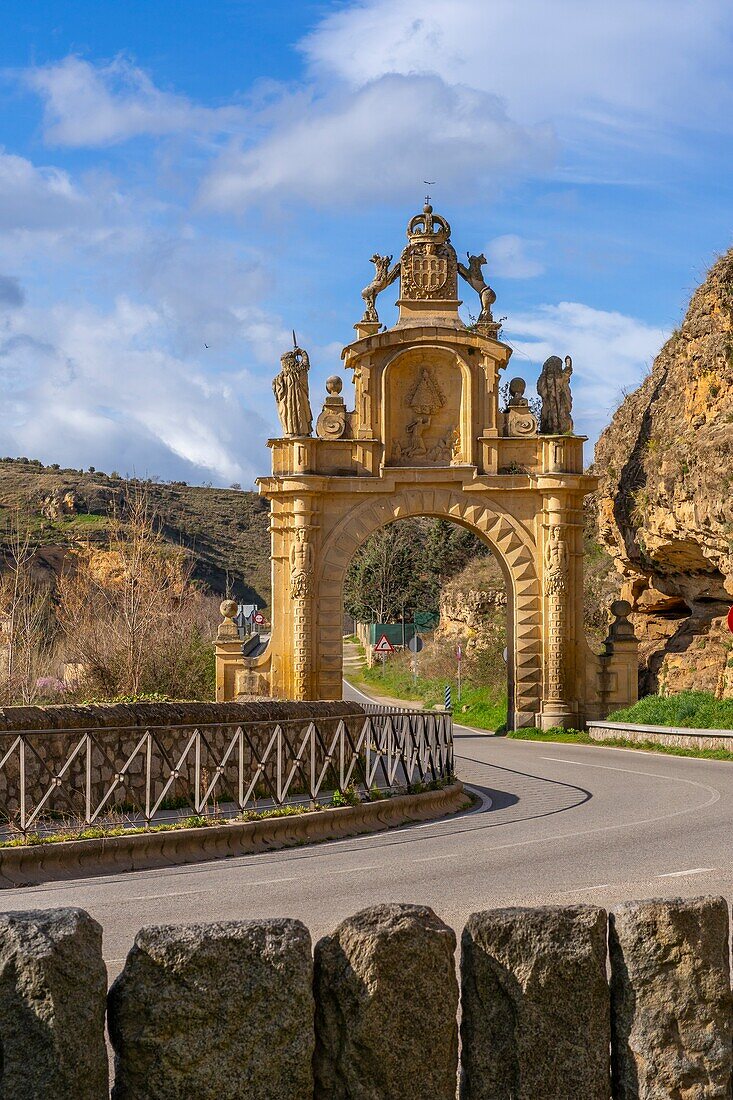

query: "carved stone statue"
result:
(457, 253), (496, 322)
(545, 524), (569, 596)
(273, 346), (313, 437)
(290, 526), (314, 599)
(361, 254), (400, 322)
(537, 355), (573, 435)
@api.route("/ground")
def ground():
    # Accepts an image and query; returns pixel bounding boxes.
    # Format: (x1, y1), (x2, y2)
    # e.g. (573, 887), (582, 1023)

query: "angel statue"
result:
(361, 253), (400, 323)
(457, 253), (496, 322)
(272, 345), (313, 437)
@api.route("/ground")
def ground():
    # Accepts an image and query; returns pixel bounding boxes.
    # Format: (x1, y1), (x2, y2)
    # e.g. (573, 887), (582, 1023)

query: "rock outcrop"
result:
(595, 247), (733, 697)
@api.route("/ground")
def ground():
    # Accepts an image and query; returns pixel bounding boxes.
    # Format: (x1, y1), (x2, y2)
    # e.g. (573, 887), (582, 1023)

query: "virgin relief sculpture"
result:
(390, 366), (460, 464)
(273, 346), (313, 437)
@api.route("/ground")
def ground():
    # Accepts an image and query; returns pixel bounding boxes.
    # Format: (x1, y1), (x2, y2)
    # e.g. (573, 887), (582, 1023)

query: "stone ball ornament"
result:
(220, 599), (238, 620)
(326, 375), (343, 395)
(610, 599), (632, 619)
(508, 377), (526, 399)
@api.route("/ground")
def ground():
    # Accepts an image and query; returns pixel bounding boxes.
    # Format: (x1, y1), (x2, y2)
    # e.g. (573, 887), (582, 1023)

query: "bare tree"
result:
(57, 488), (215, 700)
(0, 509), (54, 703)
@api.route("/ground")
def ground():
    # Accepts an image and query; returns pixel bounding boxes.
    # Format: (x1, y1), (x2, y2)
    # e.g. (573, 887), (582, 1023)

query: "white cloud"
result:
(23, 55), (245, 147)
(503, 301), (668, 448)
(302, 0), (733, 138)
(0, 150), (91, 233)
(0, 294), (277, 484)
(487, 234), (544, 278)
(202, 73), (553, 210)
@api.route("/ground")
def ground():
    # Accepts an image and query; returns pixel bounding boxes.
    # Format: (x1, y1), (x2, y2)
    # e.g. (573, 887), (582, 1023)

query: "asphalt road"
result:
(1, 680), (731, 975)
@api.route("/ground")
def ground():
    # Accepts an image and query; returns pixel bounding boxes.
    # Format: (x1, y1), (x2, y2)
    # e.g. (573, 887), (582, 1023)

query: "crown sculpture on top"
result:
(359, 199), (498, 333)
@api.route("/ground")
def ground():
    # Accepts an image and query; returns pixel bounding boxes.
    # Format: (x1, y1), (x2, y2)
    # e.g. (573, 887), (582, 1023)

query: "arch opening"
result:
(316, 487), (542, 730)
(341, 514), (512, 731)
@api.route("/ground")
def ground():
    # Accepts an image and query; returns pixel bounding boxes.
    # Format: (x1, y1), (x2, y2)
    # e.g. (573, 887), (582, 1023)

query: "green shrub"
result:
(608, 691), (733, 730)
(331, 785), (362, 807)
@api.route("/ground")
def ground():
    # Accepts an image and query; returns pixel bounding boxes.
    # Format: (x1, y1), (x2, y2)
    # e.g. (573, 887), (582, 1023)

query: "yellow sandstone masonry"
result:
(217, 205), (638, 729)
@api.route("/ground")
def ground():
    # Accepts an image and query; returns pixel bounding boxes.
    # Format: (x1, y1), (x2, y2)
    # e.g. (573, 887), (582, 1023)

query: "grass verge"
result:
(356, 663), (506, 732)
(507, 726), (733, 762)
(0, 804), (312, 850)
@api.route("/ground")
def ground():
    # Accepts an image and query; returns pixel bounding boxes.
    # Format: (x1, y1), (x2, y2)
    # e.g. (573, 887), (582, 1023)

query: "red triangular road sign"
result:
(373, 634), (395, 654)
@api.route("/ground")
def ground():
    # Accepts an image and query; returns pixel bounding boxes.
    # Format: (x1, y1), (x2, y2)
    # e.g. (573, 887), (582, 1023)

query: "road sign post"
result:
(373, 634), (395, 675)
(408, 633), (423, 684)
(456, 643), (462, 702)
(444, 684), (452, 711)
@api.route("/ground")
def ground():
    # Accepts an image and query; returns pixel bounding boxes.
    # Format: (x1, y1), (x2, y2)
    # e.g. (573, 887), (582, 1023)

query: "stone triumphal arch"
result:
(216, 204), (637, 729)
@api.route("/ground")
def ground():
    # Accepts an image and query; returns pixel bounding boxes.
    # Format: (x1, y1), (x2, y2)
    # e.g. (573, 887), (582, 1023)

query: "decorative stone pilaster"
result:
(541, 519), (575, 729)
(290, 519), (316, 700)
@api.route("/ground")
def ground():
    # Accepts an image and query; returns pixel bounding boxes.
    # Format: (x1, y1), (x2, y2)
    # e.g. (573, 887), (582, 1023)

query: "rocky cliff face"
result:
(595, 248), (733, 697)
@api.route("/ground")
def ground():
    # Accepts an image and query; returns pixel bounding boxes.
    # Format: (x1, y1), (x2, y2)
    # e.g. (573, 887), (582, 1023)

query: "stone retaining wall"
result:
(0, 701), (366, 822)
(588, 719), (733, 752)
(0, 897), (731, 1098)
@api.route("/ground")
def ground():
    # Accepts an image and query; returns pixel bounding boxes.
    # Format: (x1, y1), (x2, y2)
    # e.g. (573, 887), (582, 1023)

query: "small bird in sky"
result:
(204, 343), (209, 349)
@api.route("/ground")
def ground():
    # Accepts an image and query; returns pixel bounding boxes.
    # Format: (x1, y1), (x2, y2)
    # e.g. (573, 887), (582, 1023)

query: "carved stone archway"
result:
(317, 488), (540, 729)
(216, 205), (638, 728)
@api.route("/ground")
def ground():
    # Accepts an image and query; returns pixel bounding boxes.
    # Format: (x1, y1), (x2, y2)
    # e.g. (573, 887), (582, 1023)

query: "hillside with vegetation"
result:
(0, 458), (271, 604)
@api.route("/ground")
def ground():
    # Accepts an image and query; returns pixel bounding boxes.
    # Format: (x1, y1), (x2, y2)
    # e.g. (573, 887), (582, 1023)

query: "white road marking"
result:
(124, 890), (203, 903)
(413, 853), (457, 863)
(241, 877), (297, 887)
(332, 865), (380, 874)
(540, 756), (721, 806)
(554, 883), (610, 895)
(657, 868), (714, 878)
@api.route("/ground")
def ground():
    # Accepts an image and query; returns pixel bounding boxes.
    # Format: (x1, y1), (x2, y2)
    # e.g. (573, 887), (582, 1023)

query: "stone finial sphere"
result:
(508, 377), (526, 397)
(610, 599), (632, 618)
(326, 375), (343, 395)
(220, 599), (238, 619)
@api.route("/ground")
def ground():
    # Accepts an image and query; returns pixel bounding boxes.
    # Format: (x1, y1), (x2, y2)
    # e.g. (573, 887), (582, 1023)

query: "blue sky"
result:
(0, 0), (732, 486)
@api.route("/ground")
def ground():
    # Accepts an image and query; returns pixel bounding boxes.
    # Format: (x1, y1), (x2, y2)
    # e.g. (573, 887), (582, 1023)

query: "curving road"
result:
(1, 680), (731, 975)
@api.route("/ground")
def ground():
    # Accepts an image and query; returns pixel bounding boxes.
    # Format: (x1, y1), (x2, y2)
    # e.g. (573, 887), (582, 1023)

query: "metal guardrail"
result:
(0, 710), (454, 836)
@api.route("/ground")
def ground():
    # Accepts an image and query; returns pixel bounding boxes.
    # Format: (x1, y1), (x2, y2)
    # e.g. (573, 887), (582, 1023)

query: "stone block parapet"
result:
(589, 720), (733, 752)
(0, 897), (730, 1098)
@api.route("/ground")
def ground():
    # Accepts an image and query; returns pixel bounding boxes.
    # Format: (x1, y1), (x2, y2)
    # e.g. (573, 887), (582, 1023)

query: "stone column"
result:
(461, 905), (610, 1099)
(314, 903), (459, 1099)
(540, 500), (574, 728)
(289, 508), (317, 700)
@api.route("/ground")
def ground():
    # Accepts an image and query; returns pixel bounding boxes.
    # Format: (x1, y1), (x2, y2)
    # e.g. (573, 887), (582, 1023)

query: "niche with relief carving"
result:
(383, 347), (466, 466)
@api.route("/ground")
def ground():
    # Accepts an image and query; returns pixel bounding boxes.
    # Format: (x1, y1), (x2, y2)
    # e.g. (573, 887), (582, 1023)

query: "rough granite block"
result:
(460, 904), (610, 1100)
(314, 902), (459, 1100)
(0, 906), (108, 1100)
(610, 896), (733, 1099)
(108, 918), (314, 1100)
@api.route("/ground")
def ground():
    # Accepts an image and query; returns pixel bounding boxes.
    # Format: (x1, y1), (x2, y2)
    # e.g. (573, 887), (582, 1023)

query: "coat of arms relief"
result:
(399, 204), (457, 302)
